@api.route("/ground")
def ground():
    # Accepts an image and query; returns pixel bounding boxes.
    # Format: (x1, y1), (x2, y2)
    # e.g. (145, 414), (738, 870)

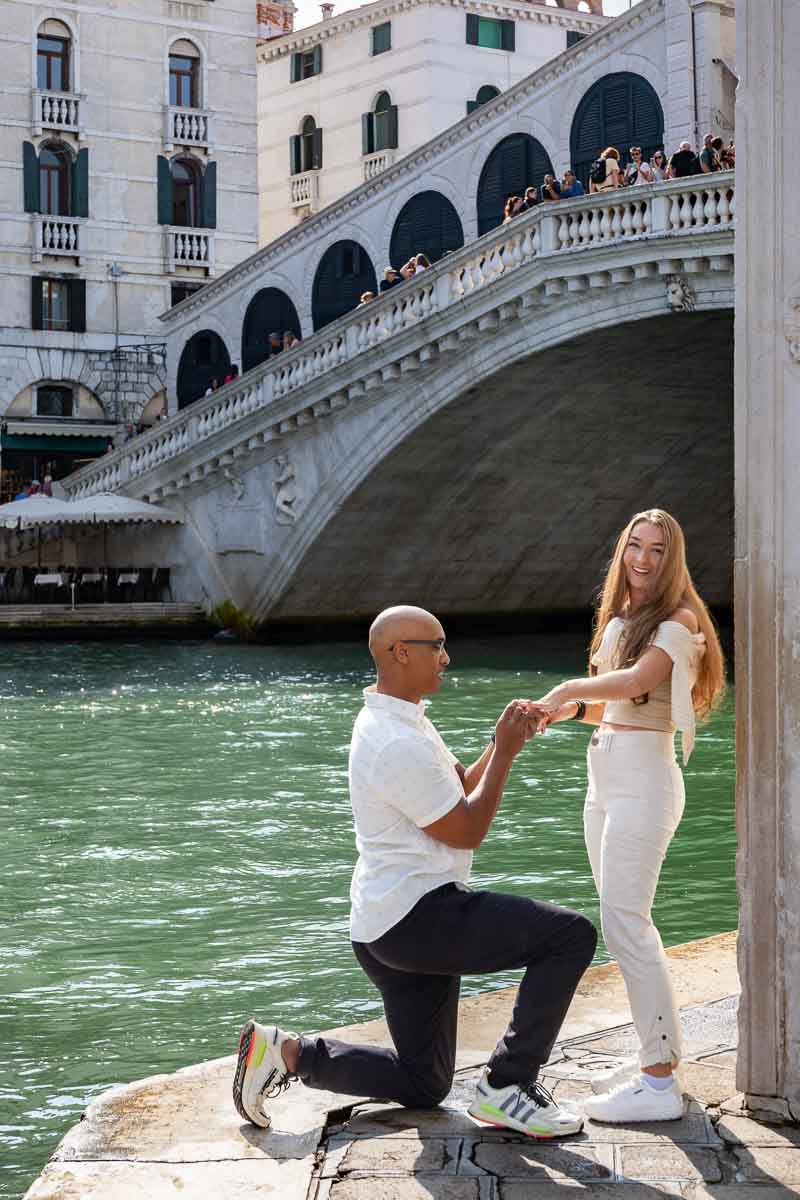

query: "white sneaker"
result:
(583, 1074), (684, 1123)
(468, 1070), (583, 1138)
(232, 1019), (297, 1128)
(588, 1057), (639, 1094)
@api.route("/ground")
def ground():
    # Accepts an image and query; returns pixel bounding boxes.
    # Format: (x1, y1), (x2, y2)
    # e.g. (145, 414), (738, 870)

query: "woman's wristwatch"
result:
(573, 700), (587, 721)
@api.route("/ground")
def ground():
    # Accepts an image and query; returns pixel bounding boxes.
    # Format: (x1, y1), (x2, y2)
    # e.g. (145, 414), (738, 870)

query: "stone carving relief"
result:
(273, 455), (302, 524)
(666, 275), (696, 313)
(784, 295), (800, 365)
(223, 467), (247, 501)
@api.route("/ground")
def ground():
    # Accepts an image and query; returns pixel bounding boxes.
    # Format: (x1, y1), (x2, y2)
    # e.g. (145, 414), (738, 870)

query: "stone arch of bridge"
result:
(476, 133), (556, 235)
(250, 291), (734, 622)
(242, 287), (302, 372)
(176, 328), (231, 409)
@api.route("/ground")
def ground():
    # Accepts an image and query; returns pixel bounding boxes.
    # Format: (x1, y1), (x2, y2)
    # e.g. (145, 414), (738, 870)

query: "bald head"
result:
(369, 606), (441, 663)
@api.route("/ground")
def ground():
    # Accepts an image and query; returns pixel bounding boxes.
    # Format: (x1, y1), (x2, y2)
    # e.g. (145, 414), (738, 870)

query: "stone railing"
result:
(363, 149), (396, 182)
(32, 89), (81, 135)
(64, 173), (735, 500)
(166, 228), (214, 274)
(290, 171), (320, 209)
(32, 215), (81, 260)
(165, 106), (212, 151)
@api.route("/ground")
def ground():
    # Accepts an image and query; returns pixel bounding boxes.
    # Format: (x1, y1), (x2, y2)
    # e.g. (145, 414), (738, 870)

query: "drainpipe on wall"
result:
(689, 4), (700, 149)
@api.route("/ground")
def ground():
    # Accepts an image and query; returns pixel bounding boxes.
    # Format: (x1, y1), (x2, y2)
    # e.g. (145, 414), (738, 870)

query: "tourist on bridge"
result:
(559, 170), (585, 199)
(234, 605), (597, 1138)
(589, 146), (622, 193)
(532, 509), (725, 1123)
(667, 141), (702, 178)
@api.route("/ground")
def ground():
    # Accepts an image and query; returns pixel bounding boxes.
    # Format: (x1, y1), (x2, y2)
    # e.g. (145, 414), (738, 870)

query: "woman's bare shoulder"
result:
(667, 607), (699, 634)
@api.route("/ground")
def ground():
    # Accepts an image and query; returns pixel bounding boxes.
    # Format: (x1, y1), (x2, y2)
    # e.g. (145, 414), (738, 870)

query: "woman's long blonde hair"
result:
(589, 509), (725, 718)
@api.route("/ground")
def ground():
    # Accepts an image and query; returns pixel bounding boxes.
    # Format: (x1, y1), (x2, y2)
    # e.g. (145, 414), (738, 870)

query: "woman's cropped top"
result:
(590, 617), (706, 764)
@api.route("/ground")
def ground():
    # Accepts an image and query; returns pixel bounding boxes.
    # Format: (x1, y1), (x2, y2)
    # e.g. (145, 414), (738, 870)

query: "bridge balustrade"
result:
(62, 172), (735, 502)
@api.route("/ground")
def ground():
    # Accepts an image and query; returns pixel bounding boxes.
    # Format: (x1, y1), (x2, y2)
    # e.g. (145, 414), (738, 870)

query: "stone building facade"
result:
(257, 0), (607, 244)
(0, 0), (258, 501)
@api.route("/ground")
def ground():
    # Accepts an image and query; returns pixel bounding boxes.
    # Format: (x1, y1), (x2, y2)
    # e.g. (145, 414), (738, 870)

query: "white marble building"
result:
(257, 0), (607, 243)
(0, 0), (259, 501)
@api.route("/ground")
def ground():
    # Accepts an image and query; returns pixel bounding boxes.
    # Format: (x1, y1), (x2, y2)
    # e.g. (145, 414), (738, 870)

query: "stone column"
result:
(735, 0), (800, 1116)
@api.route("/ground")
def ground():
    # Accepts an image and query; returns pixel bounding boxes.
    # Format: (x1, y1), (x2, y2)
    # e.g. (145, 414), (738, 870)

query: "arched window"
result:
(390, 192), (464, 270)
(301, 116), (317, 172)
(312, 240), (377, 331)
(171, 156), (201, 226)
(477, 133), (554, 235)
(242, 288), (302, 372)
(39, 141), (71, 215)
(37, 384), (73, 418)
(570, 72), (664, 188)
(373, 91), (394, 152)
(177, 329), (231, 408)
(37, 23), (71, 91)
(169, 40), (200, 108)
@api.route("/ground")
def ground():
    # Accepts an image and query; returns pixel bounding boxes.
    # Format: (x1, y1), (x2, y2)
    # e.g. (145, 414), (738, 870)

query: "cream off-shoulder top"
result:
(590, 617), (706, 764)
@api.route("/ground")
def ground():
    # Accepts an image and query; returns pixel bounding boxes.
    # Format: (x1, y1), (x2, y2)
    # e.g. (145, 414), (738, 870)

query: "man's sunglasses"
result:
(388, 639), (447, 652)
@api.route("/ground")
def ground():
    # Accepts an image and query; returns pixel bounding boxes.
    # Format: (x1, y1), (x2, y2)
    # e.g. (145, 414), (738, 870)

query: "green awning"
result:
(1, 435), (109, 453)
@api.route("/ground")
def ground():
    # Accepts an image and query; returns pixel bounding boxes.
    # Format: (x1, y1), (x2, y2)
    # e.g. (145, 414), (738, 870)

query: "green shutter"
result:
(201, 160), (217, 229)
(372, 22), (391, 54)
(72, 147), (89, 218)
(386, 105), (398, 149)
(311, 127), (323, 170)
(466, 13), (479, 44)
(69, 278), (86, 332)
(467, 100), (478, 114)
(361, 112), (374, 155)
(291, 52), (301, 82)
(312, 44), (322, 74)
(290, 135), (302, 174)
(23, 142), (40, 213)
(501, 19), (515, 51)
(31, 277), (43, 330)
(157, 155), (173, 225)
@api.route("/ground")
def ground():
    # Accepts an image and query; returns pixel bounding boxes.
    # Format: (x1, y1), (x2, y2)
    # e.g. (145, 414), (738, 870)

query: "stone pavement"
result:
(23, 934), (800, 1199)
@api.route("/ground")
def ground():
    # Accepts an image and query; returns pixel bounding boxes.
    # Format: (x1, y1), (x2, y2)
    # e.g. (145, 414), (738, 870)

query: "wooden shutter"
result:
(290, 134), (302, 175)
(477, 133), (554, 235)
(501, 20), (515, 51)
(466, 13), (479, 44)
(361, 113), (374, 155)
(386, 104), (398, 149)
(157, 155), (173, 225)
(467, 100), (478, 115)
(23, 141), (40, 213)
(312, 44), (322, 74)
(201, 160), (217, 228)
(291, 52), (301, 82)
(389, 191), (465, 269)
(372, 22), (390, 54)
(69, 278), (86, 332)
(72, 147), (89, 218)
(31, 276), (44, 330)
(311, 127), (323, 170)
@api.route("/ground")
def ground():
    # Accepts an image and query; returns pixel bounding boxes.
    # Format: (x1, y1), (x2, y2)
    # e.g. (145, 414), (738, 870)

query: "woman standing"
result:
(533, 509), (725, 1122)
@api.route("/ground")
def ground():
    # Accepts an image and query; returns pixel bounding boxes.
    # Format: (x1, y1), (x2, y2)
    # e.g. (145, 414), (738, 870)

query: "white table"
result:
(117, 572), (139, 586)
(80, 572), (104, 585)
(34, 573), (66, 587)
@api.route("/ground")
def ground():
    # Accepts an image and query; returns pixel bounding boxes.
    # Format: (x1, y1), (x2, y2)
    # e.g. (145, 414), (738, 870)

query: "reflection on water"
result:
(0, 636), (735, 1198)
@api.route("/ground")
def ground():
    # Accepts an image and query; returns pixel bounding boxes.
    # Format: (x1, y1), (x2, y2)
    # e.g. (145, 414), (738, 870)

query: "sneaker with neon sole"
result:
(468, 1070), (583, 1138)
(232, 1020), (297, 1128)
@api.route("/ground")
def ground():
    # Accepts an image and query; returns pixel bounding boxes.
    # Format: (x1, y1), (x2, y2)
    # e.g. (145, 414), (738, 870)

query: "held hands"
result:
(494, 699), (550, 757)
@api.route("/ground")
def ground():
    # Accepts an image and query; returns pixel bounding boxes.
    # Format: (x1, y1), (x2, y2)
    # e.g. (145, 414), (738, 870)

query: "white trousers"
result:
(584, 729), (685, 1067)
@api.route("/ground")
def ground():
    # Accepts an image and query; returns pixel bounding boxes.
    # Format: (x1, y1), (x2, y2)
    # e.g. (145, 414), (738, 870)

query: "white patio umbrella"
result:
(0, 494), (88, 529)
(67, 493), (183, 524)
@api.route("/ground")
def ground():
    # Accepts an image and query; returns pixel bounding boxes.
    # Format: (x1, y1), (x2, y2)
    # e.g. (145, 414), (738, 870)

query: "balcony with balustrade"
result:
(290, 171), (319, 212)
(32, 215), (81, 261)
(32, 89), (82, 138)
(362, 150), (396, 183)
(164, 107), (212, 154)
(165, 228), (215, 275)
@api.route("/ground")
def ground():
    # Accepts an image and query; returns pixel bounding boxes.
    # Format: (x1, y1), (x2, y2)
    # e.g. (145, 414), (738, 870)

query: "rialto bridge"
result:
(63, 171), (736, 620)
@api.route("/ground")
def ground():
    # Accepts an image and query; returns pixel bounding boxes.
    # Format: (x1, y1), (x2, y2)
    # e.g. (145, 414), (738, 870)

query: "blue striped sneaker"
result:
(468, 1070), (583, 1138)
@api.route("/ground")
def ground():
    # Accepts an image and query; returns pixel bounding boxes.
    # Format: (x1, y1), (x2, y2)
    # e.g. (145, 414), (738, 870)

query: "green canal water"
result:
(1, 635), (736, 1198)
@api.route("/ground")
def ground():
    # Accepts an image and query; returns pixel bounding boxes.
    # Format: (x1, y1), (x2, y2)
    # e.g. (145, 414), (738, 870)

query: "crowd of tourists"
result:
(12, 477), (53, 501)
(502, 133), (735, 223)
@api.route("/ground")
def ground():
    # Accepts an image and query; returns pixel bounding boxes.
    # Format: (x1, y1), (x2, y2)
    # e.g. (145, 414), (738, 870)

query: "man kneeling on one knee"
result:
(233, 605), (597, 1137)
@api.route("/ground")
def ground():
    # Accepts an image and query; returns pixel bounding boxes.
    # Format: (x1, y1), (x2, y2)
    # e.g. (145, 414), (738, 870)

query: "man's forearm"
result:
(462, 742), (494, 795)
(462, 748), (514, 846)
